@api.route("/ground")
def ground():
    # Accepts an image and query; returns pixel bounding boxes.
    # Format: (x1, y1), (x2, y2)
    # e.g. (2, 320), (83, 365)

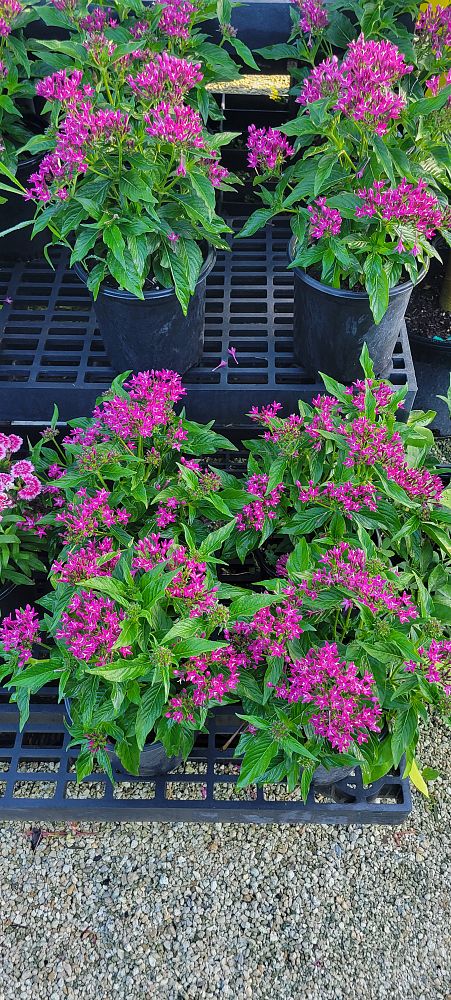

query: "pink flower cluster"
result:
(293, 0), (328, 44)
(0, 447), (41, 521)
(310, 543), (418, 623)
(56, 591), (131, 665)
(52, 537), (120, 584)
(247, 125), (294, 173)
(299, 35), (412, 134)
(405, 639), (451, 695)
(167, 648), (240, 722)
(426, 69), (451, 101)
(0, 604), (40, 667)
(0, 0), (21, 37)
(26, 96), (129, 202)
(204, 154), (229, 188)
(145, 101), (204, 148)
(274, 642), (381, 751)
(36, 69), (90, 104)
(308, 198), (342, 239)
(237, 474), (285, 532)
(132, 534), (218, 617)
(341, 415), (405, 468)
(159, 0), (196, 40)
(128, 54), (203, 104)
(156, 496), (181, 529)
(226, 602), (304, 664)
(387, 464), (443, 506)
(79, 7), (118, 32)
(83, 370), (186, 447)
(416, 4), (451, 59)
(55, 488), (128, 543)
(345, 379), (396, 414)
(249, 403), (305, 456)
(305, 394), (340, 448)
(297, 479), (379, 514)
(355, 179), (443, 247)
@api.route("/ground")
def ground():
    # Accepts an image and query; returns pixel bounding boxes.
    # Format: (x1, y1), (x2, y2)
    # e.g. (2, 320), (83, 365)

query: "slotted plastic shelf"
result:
(0, 691), (411, 823)
(0, 214), (417, 426)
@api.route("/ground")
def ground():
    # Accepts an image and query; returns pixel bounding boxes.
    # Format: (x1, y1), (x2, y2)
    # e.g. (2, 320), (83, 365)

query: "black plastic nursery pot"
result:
(290, 243), (426, 381)
(64, 700), (183, 778)
(0, 153), (48, 262)
(73, 249), (216, 376)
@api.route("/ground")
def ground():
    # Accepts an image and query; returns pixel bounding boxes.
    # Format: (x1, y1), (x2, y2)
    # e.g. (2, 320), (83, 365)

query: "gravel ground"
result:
(0, 718), (449, 1000)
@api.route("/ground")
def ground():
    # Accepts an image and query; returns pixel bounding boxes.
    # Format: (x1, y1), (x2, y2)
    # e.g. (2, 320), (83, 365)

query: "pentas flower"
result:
(299, 35), (412, 134)
(305, 394), (341, 448)
(91, 369), (186, 443)
(55, 488), (129, 543)
(204, 155), (229, 188)
(247, 125), (294, 173)
(167, 648), (242, 722)
(83, 31), (116, 60)
(36, 70), (88, 104)
(158, 0), (196, 41)
(355, 179), (443, 244)
(387, 464), (443, 506)
(308, 543), (418, 623)
(0, 59), (7, 76)
(0, 0), (21, 37)
(292, 0), (328, 44)
(274, 642), (382, 751)
(340, 415), (405, 468)
(308, 198), (342, 239)
(128, 55), (203, 104)
(156, 496), (180, 529)
(416, 4), (451, 59)
(344, 379), (397, 414)
(132, 535), (218, 618)
(16, 514), (47, 539)
(79, 7), (118, 31)
(56, 591), (132, 666)
(226, 603), (304, 665)
(0, 605), (40, 667)
(145, 101), (204, 149)
(405, 639), (451, 695)
(52, 537), (120, 584)
(297, 479), (379, 514)
(237, 474), (285, 532)
(249, 403), (306, 457)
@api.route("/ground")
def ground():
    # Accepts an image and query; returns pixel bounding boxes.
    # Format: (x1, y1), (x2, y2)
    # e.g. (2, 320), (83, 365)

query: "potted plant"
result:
(0, 0), (50, 258)
(240, 32), (451, 380)
(0, 0), (243, 372)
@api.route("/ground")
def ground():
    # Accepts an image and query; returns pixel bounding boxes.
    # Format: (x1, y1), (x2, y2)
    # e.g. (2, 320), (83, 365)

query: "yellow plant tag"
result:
(409, 758), (429, 797)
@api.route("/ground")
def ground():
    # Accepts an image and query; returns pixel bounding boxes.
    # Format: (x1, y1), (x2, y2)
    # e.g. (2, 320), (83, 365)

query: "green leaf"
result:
(135, 683), (165, 751)
(391, 707), (418, 767)
(115, 738), (140, 776)
(89, 656), (150, 683)
(313, 154), (336, 197)
(76, 749), (94, 783)
(199, 519), (235, 556)
(173, 638), (227, 660)
(263, 657), (284, 704)
(372, 134), (395, 186)
(290, 507), (329, 534)
(229, 36), (260, 71)
(70, 227), (98, 265)
(286, 538), (310, 578)
(363, 255), (389, 325)
(266, 457), (286, 494)
(238, 209), (275, 239)
(103, 224), (126, 266)
(230, 593), (280, 618)
(236, 732), (278, 787)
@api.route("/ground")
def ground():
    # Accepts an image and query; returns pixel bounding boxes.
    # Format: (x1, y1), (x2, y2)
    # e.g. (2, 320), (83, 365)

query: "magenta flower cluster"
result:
(247, 125), (294, 173)
(299, 35), (412, 134)
(0, 0), (21, 37)
(144, 101), (204, 149)
(292, 0), (328, 44)
(355, 179), (443, 248)
(237, 474), (285, 532)
(52, 537), (120, 584)
(90, 370), (187, 445)
(167, 648), (241, 722)
(297, 479), (379, 514)
(308, 543), (418, 623)
(274, 642), (381, 751)
(226, 603), (304, 663)
(56, 591), (132, 665)
(132, 534), (219, 617)
(128, 54), (203, 104)
(308, 198), (342, 239)
(159, 0), (196, 41)
(416, 3), (451, 59)
(0, 605), (40, 667)
(55, 488), (129, 543)
(405, 640), (451, 695)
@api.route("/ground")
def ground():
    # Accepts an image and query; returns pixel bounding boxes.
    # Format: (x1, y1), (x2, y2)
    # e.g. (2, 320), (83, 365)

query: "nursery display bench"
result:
(0, 690), (411, 824)
(0, 212), (417, 428)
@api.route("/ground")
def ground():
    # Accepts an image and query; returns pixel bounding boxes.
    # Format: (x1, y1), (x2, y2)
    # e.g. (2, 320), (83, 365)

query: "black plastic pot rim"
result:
(409, 331), (451, 352)
(73, 246), (216, 303)
(288, 237), (427, 301)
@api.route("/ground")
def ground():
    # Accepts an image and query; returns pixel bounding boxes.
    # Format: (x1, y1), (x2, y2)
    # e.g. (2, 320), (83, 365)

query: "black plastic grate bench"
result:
(0, 690), (411, 824)
(0, 215), (417, 427)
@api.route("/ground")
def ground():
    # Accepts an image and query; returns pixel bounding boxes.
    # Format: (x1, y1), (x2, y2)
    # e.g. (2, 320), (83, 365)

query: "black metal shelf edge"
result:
(0, 215), (417, 426)
(0, 696), (411, 824)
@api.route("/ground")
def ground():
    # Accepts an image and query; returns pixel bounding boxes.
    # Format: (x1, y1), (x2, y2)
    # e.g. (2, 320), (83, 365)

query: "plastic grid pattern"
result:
(0, 694), (411, 824)
(0, 215), (417, 426)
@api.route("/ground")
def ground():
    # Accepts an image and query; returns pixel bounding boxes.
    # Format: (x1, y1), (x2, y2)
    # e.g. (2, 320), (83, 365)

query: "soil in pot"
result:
(289, 239), (424, 381)
(73, 248), (216, 375)
(406, 270), (451, 347)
